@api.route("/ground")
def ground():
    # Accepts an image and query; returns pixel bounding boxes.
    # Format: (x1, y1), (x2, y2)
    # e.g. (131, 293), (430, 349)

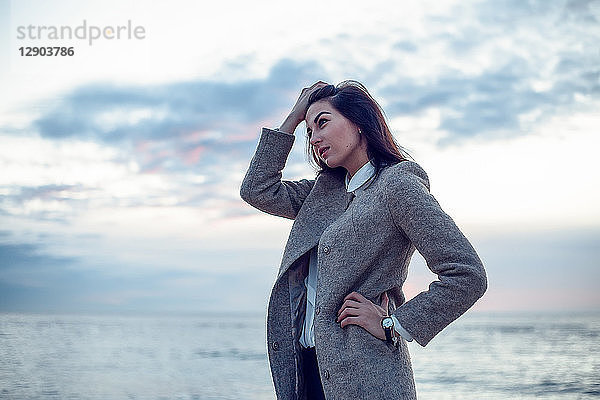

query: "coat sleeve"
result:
(385, 161), (487, 347)
(240, 128), (316, 220)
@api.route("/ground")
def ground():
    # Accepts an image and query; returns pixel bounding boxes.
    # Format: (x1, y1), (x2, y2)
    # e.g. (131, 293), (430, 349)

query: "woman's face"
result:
(305, 100), (369, 177)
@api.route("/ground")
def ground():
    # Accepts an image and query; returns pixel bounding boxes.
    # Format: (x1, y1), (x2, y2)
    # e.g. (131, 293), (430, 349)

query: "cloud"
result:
(0, 237), (277, 313)
(6, 26), (598, 220)
(16, 0), (600, 160)
(0, 184), (87, 220)
(0, 59), (326, 220)
(372, 0), (600, 144)
(29, 58), (324, 189)
(561, 0), (599, 22)
(33, 58), (323, 144)
(1, 0), (599, 314)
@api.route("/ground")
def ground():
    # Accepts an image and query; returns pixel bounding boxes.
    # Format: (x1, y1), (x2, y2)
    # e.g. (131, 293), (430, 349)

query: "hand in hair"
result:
(279, 81), (329, 135)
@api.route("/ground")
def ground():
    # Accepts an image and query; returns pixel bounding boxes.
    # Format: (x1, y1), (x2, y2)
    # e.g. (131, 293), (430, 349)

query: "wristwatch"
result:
(381, 316), (395, 344)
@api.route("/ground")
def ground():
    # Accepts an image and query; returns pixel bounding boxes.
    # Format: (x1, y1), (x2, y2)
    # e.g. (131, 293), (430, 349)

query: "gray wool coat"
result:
(240, 128), (487, 400)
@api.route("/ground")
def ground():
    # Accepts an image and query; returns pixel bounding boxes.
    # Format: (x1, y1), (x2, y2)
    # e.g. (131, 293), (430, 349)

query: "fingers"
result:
(337, 292), (374, 319)
(337, 299), (361, 317)
(336, 298), (361, 323)
(343, 291), (368, 303)
(293, 81), (329, 118)
(301, 82), (328, 98)
(336, 291), (391, 341)
(337, 306), (360, 323)
(339, 316), (362, 329)
(302, 81), (328, 94)
(338, 310), (386, 340)
(309, 80), (328, 88)
(336, 293), (367, 324)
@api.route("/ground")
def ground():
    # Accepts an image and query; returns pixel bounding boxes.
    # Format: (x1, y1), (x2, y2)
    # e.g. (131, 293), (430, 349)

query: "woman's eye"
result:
(318, 119), (327, 127)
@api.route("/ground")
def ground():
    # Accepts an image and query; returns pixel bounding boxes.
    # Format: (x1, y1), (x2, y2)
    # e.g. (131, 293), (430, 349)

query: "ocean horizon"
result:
(1, 310), (598, 399)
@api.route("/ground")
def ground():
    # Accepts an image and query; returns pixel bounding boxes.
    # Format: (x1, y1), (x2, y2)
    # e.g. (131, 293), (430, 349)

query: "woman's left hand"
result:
(336, 291), (390, 340)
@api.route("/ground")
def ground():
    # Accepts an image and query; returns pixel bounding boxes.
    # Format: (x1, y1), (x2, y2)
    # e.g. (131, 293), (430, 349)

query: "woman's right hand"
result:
(279, 81), (329, 134)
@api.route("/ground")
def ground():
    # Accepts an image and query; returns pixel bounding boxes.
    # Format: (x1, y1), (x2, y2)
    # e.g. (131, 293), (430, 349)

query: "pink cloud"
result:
(183, 145), (205, 165)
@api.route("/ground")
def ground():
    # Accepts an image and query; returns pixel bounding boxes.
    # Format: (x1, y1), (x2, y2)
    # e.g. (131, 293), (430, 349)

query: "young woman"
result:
(240, 80), (487, 400)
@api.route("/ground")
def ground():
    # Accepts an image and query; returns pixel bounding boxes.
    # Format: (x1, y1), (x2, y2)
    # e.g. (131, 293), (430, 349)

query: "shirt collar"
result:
(345, 160), (376, 193)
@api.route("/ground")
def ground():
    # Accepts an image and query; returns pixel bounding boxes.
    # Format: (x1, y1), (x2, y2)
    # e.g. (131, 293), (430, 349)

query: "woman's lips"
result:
(319, 146), (330, 158)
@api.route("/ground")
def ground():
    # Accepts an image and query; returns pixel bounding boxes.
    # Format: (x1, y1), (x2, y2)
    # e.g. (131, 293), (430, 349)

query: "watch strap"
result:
(381, 317), (394, 344)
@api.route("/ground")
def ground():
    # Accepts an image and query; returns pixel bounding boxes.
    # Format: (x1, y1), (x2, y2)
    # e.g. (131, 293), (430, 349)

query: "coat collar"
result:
(277, 168), (349, 279)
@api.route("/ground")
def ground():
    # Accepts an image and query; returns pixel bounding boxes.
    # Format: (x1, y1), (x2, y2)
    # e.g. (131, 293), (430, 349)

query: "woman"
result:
(240, 80), (487, 399)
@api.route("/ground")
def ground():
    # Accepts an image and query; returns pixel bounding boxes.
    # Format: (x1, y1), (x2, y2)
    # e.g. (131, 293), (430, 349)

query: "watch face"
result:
(382, 317), (394, 329)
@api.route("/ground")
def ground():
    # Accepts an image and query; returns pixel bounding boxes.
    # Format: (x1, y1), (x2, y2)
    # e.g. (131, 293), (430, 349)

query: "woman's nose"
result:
(309, 134), (321, 146)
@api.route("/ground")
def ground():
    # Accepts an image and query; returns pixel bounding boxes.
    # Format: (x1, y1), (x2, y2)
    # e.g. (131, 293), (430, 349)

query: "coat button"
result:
(272, 341), (279, 351)
(322, 246), (330, 254)
(323, 370), (330, 380)
(315, 307), (321, 315)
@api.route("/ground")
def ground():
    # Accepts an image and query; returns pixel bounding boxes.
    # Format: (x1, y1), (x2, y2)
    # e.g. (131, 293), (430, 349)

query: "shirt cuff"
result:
(391, 314), (413, 342)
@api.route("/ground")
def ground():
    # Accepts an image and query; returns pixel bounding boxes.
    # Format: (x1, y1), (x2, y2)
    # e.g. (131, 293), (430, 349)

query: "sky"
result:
(0, 0), (599, 314)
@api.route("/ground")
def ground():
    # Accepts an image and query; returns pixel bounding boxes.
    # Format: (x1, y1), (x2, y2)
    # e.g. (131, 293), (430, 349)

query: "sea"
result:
(0, 311), (598, 399)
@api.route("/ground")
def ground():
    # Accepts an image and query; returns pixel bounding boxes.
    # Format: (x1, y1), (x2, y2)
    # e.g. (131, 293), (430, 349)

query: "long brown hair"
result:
(305, 80), (410, 173)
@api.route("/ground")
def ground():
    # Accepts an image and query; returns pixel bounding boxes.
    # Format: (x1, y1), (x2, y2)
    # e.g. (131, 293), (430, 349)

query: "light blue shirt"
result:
(300, 160), (413, 348)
